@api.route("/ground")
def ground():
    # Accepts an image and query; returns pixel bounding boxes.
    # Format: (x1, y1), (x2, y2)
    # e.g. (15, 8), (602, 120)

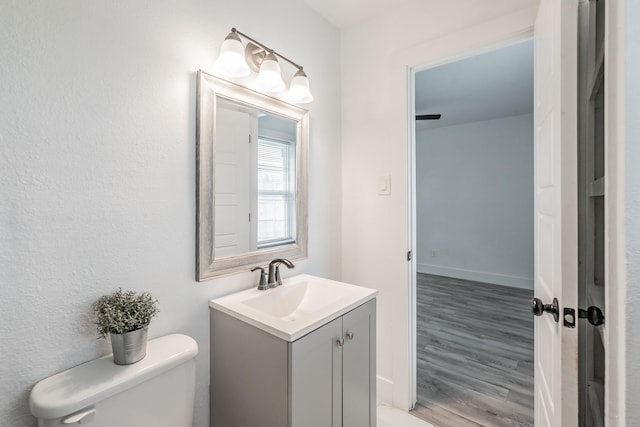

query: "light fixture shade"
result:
(215, 32), (250, 77)
(288, 69), (314, 103)
(255, 52), (286, 93)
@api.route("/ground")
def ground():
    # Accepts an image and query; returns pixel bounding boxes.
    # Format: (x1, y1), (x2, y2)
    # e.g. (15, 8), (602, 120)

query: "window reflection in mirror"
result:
(256, 116), (296, 249)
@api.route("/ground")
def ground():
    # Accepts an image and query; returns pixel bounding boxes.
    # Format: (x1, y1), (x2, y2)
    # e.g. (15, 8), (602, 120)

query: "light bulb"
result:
(288, 69), (314, 103)
(214, 31), (250, 78)
(255, 52), (286, 93)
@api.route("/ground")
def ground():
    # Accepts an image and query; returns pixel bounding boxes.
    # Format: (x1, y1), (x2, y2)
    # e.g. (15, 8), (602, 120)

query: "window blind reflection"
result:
(257, 138), (296, 247)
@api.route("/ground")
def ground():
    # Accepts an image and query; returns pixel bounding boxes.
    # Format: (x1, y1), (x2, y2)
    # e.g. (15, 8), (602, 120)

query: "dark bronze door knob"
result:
(531, 297), (559, 322)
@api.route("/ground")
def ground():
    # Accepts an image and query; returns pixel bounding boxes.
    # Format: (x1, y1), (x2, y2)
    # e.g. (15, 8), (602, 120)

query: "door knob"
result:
(531, 297), (559, 322)
(580, 306), (604, 326)
(563, 305), (604, 328)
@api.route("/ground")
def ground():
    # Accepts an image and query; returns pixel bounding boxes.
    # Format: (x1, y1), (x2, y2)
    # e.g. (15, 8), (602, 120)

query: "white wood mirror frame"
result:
(196, 70), (309, 280)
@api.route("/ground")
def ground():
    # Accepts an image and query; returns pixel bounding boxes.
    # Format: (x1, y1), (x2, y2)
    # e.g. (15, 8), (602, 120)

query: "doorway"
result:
(409, 39), (535, 426)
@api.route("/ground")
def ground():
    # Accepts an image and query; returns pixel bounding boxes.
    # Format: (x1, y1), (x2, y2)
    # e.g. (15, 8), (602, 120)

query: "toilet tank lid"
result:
(30, 334), (198, 420)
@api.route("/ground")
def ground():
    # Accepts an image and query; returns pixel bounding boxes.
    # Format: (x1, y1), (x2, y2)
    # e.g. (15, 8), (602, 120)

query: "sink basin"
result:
(209, 274), (377, 341)
(242, 279), (347, 320)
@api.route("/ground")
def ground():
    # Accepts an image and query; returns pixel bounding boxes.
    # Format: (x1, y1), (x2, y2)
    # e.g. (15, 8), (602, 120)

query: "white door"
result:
(533, 0), (579, 426)
(214, 107), (251, 257)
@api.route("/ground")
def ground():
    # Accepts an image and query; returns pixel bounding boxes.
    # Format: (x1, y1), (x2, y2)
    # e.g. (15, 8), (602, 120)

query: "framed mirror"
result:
(196, 70), (309, 280)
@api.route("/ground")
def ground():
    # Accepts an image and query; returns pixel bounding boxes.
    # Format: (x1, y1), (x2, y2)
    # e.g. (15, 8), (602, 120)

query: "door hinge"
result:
(249, 134), (251, 144)
(407, 251), (412, 261)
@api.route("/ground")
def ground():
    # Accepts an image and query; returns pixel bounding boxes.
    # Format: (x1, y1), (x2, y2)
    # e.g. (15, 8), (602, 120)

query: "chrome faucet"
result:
(268, 258), (295, 287)
(250, 259), (295, 290)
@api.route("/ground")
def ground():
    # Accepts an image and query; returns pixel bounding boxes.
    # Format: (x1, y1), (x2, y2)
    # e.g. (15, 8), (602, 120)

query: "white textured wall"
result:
(340, 0), (539, 408)
(0, 1), (341, 426)
(416, 114), (534, 289)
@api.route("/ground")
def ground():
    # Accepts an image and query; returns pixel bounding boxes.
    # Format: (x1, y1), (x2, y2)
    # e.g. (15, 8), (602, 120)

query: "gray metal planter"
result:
(110, 327), (148, 365)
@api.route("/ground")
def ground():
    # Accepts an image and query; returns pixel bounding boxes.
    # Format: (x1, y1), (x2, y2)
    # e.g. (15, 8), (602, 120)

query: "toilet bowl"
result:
(30, 334), (198, 427)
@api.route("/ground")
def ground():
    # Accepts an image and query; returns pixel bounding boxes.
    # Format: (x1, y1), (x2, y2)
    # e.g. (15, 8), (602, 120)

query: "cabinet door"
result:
(290, 317), (343, 427)
(210, 310), (289, 427)
(342, 300), (376, 427)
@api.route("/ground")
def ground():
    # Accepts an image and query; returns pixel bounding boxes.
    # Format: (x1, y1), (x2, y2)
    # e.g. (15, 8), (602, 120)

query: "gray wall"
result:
(0, 1), (341, 426)
(416, 113), (534, 289)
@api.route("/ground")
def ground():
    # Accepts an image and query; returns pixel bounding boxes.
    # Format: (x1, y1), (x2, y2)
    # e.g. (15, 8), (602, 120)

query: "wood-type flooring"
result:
(410, 273), (534, 427)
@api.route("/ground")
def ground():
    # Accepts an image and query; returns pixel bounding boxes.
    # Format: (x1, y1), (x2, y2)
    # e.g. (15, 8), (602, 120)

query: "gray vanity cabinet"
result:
(210, 299), (376, 427)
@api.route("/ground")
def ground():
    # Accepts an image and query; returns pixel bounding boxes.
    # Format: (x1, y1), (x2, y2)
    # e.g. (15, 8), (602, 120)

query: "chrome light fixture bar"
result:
(215, 28), (314, 103)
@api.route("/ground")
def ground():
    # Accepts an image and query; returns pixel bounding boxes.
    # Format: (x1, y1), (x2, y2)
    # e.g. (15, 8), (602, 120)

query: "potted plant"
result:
(92, 288), (159, 365)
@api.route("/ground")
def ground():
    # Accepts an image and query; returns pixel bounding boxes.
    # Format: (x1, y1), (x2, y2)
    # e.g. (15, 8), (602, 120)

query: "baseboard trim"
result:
(376, 375), (393, 405)
(416, 263), (533, 290)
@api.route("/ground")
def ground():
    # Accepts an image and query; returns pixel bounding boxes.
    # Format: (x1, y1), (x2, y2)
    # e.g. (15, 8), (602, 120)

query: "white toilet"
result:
(30, 334), (198, 426)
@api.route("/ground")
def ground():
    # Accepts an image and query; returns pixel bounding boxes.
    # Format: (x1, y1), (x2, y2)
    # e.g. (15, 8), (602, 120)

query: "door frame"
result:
(601, 0), (627, 424)
(407, 30), (534, 408)
(406, 3), (628, 422)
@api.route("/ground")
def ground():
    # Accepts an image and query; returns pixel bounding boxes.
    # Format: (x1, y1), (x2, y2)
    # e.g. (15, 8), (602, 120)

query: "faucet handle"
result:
(251, 267), (269, 291)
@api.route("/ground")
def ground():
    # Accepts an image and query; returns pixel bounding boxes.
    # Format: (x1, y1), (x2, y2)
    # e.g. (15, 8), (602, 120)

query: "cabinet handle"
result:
(345, 332), (354, 341)
(336, 338), (344, 347)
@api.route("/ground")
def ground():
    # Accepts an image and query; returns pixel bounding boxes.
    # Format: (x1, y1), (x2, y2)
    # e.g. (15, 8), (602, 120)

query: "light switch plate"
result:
(378, 175), (391, 195)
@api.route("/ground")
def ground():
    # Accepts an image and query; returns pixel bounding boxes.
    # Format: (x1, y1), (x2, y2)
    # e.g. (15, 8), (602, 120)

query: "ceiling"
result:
(301, 0), (413, 29)
(415, 39), (533, 130)
(301, 0), (539, 31)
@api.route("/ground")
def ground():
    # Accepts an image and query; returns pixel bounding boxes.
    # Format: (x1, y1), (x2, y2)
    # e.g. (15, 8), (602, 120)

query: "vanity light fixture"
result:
(215, 31), (251, 77)
(255, 51), (286, 93)
(215, 28), (314, 103)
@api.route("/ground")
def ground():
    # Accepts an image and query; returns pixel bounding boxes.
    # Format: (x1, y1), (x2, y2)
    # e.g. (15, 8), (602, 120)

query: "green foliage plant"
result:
(92, 288), (159, 338)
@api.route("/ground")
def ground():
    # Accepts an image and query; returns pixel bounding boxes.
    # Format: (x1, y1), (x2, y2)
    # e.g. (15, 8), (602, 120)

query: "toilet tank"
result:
(30, 334), (198, 427)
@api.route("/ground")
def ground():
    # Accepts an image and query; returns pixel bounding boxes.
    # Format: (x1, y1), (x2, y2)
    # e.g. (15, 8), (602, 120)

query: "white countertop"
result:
(209, 274), (377, 342)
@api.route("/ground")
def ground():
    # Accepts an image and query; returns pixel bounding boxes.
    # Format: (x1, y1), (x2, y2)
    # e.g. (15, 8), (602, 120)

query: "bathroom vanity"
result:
(209, 274), (377, 427)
